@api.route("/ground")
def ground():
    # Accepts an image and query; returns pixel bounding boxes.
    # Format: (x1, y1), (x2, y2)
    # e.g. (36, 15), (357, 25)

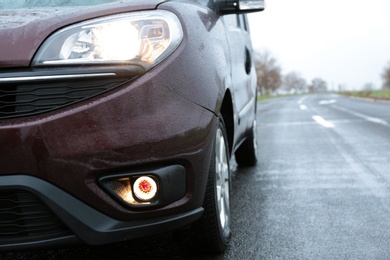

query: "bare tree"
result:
(283, 71), (307, 94)
(309, 77), (327, 93)
(254, 50), (282, 96)
(382, 62), (390, 89)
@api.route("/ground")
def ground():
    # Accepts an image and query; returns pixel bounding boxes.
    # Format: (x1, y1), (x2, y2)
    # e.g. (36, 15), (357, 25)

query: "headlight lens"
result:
(32, 10), (183, 70)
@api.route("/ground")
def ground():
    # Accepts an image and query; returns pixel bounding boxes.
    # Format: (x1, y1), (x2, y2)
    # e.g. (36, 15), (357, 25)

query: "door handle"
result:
(245, 48), (252, 75)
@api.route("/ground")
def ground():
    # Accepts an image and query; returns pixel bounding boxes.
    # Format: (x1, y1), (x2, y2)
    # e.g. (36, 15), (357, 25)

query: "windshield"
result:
(0, 0), (120, 9)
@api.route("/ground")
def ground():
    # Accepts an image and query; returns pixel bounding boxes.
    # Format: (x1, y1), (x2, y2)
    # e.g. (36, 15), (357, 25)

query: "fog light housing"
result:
(99, 165), (186, 208)
(102, 175), (158, 206)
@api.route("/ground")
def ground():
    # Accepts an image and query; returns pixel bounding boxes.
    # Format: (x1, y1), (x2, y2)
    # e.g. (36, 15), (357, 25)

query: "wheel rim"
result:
(215, 128), (231, 237)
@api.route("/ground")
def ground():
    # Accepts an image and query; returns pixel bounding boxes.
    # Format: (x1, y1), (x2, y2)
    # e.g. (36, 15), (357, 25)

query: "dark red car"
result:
(0, 0), (264, 254)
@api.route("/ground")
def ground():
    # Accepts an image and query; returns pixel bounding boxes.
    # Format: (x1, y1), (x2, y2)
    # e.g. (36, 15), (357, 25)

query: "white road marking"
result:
(298, 96), (308, 110)
(334, 105), (389, 126)
(300, 104), (308, 110)
(319, 99), (337, 105)
(312, 115), (335, 128)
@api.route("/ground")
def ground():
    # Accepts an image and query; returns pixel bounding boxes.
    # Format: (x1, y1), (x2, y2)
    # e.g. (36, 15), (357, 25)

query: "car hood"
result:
(0, 0), (164, 68)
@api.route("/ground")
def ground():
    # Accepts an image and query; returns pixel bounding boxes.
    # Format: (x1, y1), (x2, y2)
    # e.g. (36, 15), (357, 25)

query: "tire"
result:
(198, 116), (232, 254)
(235, 117), (258, 166)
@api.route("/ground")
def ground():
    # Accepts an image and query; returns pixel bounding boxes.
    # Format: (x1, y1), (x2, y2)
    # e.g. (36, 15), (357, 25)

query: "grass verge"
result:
(340, 89), (390, 100)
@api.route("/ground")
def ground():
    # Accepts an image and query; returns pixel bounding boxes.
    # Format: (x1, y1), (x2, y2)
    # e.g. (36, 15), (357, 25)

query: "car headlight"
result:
(32, 10), (183, 71)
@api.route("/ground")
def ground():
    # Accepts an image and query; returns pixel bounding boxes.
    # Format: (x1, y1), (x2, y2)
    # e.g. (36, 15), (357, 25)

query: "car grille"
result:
(0, 190), (71, 244)
(0, 67), (139, 120)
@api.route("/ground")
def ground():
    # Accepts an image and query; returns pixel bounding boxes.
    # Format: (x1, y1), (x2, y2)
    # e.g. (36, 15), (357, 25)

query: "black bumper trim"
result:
(0, 175), (203, 250)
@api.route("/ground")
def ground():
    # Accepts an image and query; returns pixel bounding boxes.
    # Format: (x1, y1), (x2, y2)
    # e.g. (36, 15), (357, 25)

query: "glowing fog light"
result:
(133, 176), (158, 201)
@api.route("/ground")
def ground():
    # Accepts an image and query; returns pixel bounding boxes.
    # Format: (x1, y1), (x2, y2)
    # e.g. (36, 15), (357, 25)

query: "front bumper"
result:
(0, 175), (203, 251)
(0, 56), (218, 250)
(0, 58), (217, 219)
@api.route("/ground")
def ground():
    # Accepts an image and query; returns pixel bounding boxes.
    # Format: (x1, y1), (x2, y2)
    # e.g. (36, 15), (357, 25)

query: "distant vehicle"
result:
(0, 0), (264, 254)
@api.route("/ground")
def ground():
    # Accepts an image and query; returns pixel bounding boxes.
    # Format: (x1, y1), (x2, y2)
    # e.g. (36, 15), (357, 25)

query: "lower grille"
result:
(0, 67), (141, 119)
(0, 77), (127, 119)
(0, 190), (71, 244)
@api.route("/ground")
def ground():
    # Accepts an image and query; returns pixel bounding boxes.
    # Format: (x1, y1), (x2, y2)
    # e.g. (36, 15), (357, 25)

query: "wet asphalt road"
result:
(2, 94), (390, 259)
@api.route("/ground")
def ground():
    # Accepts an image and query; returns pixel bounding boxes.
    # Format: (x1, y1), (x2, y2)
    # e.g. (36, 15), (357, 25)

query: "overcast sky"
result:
(248, 0), (390, 91)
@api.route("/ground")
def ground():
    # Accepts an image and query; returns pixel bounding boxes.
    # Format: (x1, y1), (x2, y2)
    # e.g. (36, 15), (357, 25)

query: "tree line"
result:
(254, 50), (326, 96)
(255, 50), (390, 95)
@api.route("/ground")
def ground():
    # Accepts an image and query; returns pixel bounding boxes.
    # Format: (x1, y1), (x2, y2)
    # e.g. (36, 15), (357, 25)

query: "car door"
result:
(223, 14), (257, 142)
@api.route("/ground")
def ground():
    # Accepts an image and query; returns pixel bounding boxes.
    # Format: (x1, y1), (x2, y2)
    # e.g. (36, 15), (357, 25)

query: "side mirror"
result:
(217, 0), (265, 14)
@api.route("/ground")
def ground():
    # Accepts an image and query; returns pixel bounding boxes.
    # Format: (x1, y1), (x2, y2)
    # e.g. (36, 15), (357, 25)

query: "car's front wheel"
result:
(198, 116), (232, 253)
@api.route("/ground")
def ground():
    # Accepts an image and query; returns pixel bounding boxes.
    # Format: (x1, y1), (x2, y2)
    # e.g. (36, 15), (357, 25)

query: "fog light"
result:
(99, 165), (185, 208)
(133, 176), (157, 201)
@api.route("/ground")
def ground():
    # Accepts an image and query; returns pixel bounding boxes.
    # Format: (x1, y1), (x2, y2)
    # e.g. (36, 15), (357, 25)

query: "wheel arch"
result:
(219, 90), (234, 155)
